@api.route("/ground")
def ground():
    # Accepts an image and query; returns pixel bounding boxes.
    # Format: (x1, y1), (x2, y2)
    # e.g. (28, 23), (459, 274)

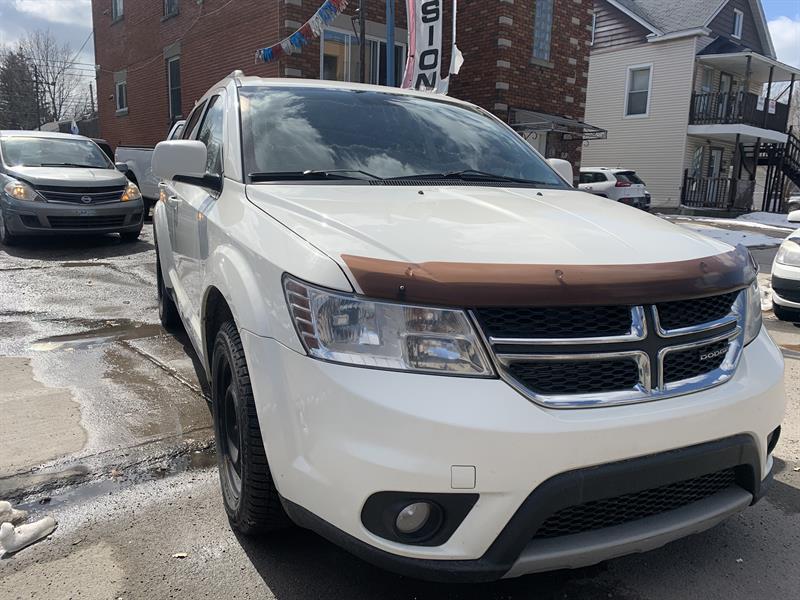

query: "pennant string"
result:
(256, 0), (349, 63)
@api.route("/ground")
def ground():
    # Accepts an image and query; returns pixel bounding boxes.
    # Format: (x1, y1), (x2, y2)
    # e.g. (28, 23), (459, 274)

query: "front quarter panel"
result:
(202, 180), (353, 359)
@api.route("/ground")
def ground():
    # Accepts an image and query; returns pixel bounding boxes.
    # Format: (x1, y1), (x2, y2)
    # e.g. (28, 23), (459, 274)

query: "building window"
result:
(167, 56), (182, 122)
(625, 64), (652, 117)
(591, 12), (597, 46)
(115, 80), (127, 113)
(732, 9), (743, 39)
(532, 0), (554, 62)
(112, 0), (123, 20)
(320, 30), (406, 86)
(164, 0), (178, 18)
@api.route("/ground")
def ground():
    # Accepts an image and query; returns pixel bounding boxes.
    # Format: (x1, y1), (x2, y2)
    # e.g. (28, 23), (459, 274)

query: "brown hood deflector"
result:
(341, 246), (755, 307)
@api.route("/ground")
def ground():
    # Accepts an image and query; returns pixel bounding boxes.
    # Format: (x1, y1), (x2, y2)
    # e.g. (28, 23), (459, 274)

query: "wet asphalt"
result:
(1, 225), (800, 599)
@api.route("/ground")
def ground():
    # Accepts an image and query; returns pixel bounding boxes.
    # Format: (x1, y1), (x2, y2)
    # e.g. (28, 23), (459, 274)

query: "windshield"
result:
(0, 136), (113, 169)
(239, 86), (567, 187)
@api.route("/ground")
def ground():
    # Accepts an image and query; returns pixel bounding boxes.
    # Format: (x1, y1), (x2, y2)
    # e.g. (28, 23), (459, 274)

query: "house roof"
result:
(610, 0), (722, 34)
(607, 0), (776, 58)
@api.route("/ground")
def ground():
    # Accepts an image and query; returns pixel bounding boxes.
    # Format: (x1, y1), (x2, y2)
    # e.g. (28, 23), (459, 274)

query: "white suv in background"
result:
(772, 209), (800, 324)
(579, 167), (651, 211)
(151, 73), (784, 582)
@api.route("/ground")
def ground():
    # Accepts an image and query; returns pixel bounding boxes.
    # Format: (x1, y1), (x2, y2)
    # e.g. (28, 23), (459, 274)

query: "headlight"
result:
(776, 238), (800, 267)
(121, 180), (142, 202)
(3, 180), (39, 201)
(284, 276), (494, 376)
(743, 278), (762, 345)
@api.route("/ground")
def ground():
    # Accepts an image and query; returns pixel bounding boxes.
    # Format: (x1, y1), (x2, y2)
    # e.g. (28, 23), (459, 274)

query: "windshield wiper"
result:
(39, 162), (103, 168)
(249, 169), (383, 182)
(386, 169), (551, 185)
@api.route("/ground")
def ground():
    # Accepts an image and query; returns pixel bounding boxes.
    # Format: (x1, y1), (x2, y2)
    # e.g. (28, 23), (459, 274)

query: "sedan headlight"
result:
(284, 276), (494, 376)
(744, 278), (762, 345)
(775, 238), (800, 267)
(3, 180), (40, 201)
(121, 180), (142, 202)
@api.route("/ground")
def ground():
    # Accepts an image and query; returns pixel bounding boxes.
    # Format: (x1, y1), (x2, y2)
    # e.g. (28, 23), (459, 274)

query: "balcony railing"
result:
(681, 173), (756, 210)
(689, 91), (789, 133)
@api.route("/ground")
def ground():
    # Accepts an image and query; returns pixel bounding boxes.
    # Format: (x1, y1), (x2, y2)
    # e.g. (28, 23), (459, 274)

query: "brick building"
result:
(93, 0), (596, 166)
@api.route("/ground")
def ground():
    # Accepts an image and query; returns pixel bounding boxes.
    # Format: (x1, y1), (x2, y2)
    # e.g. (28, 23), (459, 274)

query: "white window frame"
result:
(115, 80), (127, 113)
(112, 0), (123, 20)
(319, 27), (407, 85)
(624, 63), (653, 119)
(732, 9), (743, 39)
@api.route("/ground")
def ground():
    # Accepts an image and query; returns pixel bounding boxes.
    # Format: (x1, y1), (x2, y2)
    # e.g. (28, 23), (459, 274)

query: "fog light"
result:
(395, 502), (432, 534)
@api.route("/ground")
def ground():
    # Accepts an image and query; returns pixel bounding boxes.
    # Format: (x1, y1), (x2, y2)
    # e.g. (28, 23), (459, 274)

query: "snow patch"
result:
(736, 212), (797, 231)
(676, 223), (782, 248)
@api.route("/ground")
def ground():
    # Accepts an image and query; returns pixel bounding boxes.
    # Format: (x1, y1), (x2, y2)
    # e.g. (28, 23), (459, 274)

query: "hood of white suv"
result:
(246, 185), (732, 266)
(6, 166), (127, 187)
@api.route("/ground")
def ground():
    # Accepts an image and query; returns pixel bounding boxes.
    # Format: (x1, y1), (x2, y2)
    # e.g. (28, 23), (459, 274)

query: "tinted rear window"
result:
(239, 86), (567, 187)
(614, 171), (645, 185)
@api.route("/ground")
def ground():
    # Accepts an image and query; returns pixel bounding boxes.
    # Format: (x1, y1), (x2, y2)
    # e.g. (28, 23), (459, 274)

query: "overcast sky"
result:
(0, 0), (797, 68)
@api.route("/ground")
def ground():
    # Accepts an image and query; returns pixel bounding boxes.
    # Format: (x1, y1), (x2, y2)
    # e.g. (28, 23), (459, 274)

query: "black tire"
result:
(120, 229), (141, 242)
(212, 320), (290, 534)
(156, 246), (180, 329)
(0, 210), (18, 246)
(773, 302), (800, 324)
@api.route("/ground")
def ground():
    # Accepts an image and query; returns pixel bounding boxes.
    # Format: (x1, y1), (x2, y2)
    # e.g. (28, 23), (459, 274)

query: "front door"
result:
(174, 93), (225, 342)
(707, 148), (723, 205)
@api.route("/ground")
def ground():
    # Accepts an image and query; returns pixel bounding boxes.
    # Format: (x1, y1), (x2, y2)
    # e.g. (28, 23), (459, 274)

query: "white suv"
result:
(579, 167), (651, 211)
(151, 73), (784, 582)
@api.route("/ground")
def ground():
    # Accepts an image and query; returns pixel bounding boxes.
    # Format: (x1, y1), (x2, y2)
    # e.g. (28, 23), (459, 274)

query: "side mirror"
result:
(547, 158), (574, 186)
(788, 209), (800, 224)
(114, 162), (129, 174)
(152, 140), (207, 181)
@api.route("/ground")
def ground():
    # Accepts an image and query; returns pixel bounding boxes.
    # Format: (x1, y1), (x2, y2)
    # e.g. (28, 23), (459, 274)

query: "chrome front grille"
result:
(473, 290), (745, 408)
(37, 185), (126, 205)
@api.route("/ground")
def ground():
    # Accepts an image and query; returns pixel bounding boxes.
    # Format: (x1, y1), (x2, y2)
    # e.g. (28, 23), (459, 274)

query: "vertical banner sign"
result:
(402, 0), (463, 94)
(403, 0), (444, 91)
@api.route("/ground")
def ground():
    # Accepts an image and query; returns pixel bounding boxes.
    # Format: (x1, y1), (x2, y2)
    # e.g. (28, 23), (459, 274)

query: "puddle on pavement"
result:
(30, 321), (165, 352)
(12, 445), (217, 517)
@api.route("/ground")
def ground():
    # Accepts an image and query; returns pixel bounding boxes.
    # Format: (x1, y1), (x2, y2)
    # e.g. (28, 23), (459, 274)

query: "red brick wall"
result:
(94, 0), (590, 167)
(92, 0), (281, 149)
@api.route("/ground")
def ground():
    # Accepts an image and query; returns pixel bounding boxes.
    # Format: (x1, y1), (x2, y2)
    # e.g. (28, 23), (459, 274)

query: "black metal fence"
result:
(689, 91), (789, 133)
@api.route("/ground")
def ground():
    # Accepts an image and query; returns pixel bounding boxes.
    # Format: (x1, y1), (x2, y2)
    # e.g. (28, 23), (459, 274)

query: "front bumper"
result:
(772, 263), (800, 310)
(241, 327), (785, 581)
(1, 195), (144, 235)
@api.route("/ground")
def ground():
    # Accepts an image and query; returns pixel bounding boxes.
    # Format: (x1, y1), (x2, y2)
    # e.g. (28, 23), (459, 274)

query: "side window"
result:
(625, 65), (652, 117)
(579, 172), (593, 184)
(181, 100), (207, 140)
(196, 95), (224, 177)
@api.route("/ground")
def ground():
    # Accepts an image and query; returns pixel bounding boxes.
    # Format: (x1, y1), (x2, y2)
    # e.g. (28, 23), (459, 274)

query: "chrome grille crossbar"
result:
(472, 290), (747, 409)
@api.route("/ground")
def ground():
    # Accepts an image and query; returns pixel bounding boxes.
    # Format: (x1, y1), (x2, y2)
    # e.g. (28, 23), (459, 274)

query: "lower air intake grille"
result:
(533, 468), (737, 539)
(48, 215), (126, 229)
(663, 339), (729, 384)
(506, 358), (640, 396)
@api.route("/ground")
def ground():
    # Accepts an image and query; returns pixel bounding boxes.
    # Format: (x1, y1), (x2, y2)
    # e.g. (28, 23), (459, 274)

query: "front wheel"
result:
(0, 210), (18, 246)
(212, 320), (290, 535)
(156, 245), (180, 329)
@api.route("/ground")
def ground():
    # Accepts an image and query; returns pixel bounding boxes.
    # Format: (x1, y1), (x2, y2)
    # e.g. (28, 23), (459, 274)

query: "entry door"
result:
(707, 148), (723, 204)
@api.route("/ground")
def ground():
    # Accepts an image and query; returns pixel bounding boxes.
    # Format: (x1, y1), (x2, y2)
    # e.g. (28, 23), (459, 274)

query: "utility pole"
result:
(386, 0), (395, 86)
(359, 0), (366, 83)
(89, 82), (95, 113)
(32, 65), (42, 130)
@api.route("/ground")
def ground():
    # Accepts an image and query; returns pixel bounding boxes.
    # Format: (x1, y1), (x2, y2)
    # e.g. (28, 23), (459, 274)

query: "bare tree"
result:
(18, 30), (85, 122)
(0, 48), (46, 129)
